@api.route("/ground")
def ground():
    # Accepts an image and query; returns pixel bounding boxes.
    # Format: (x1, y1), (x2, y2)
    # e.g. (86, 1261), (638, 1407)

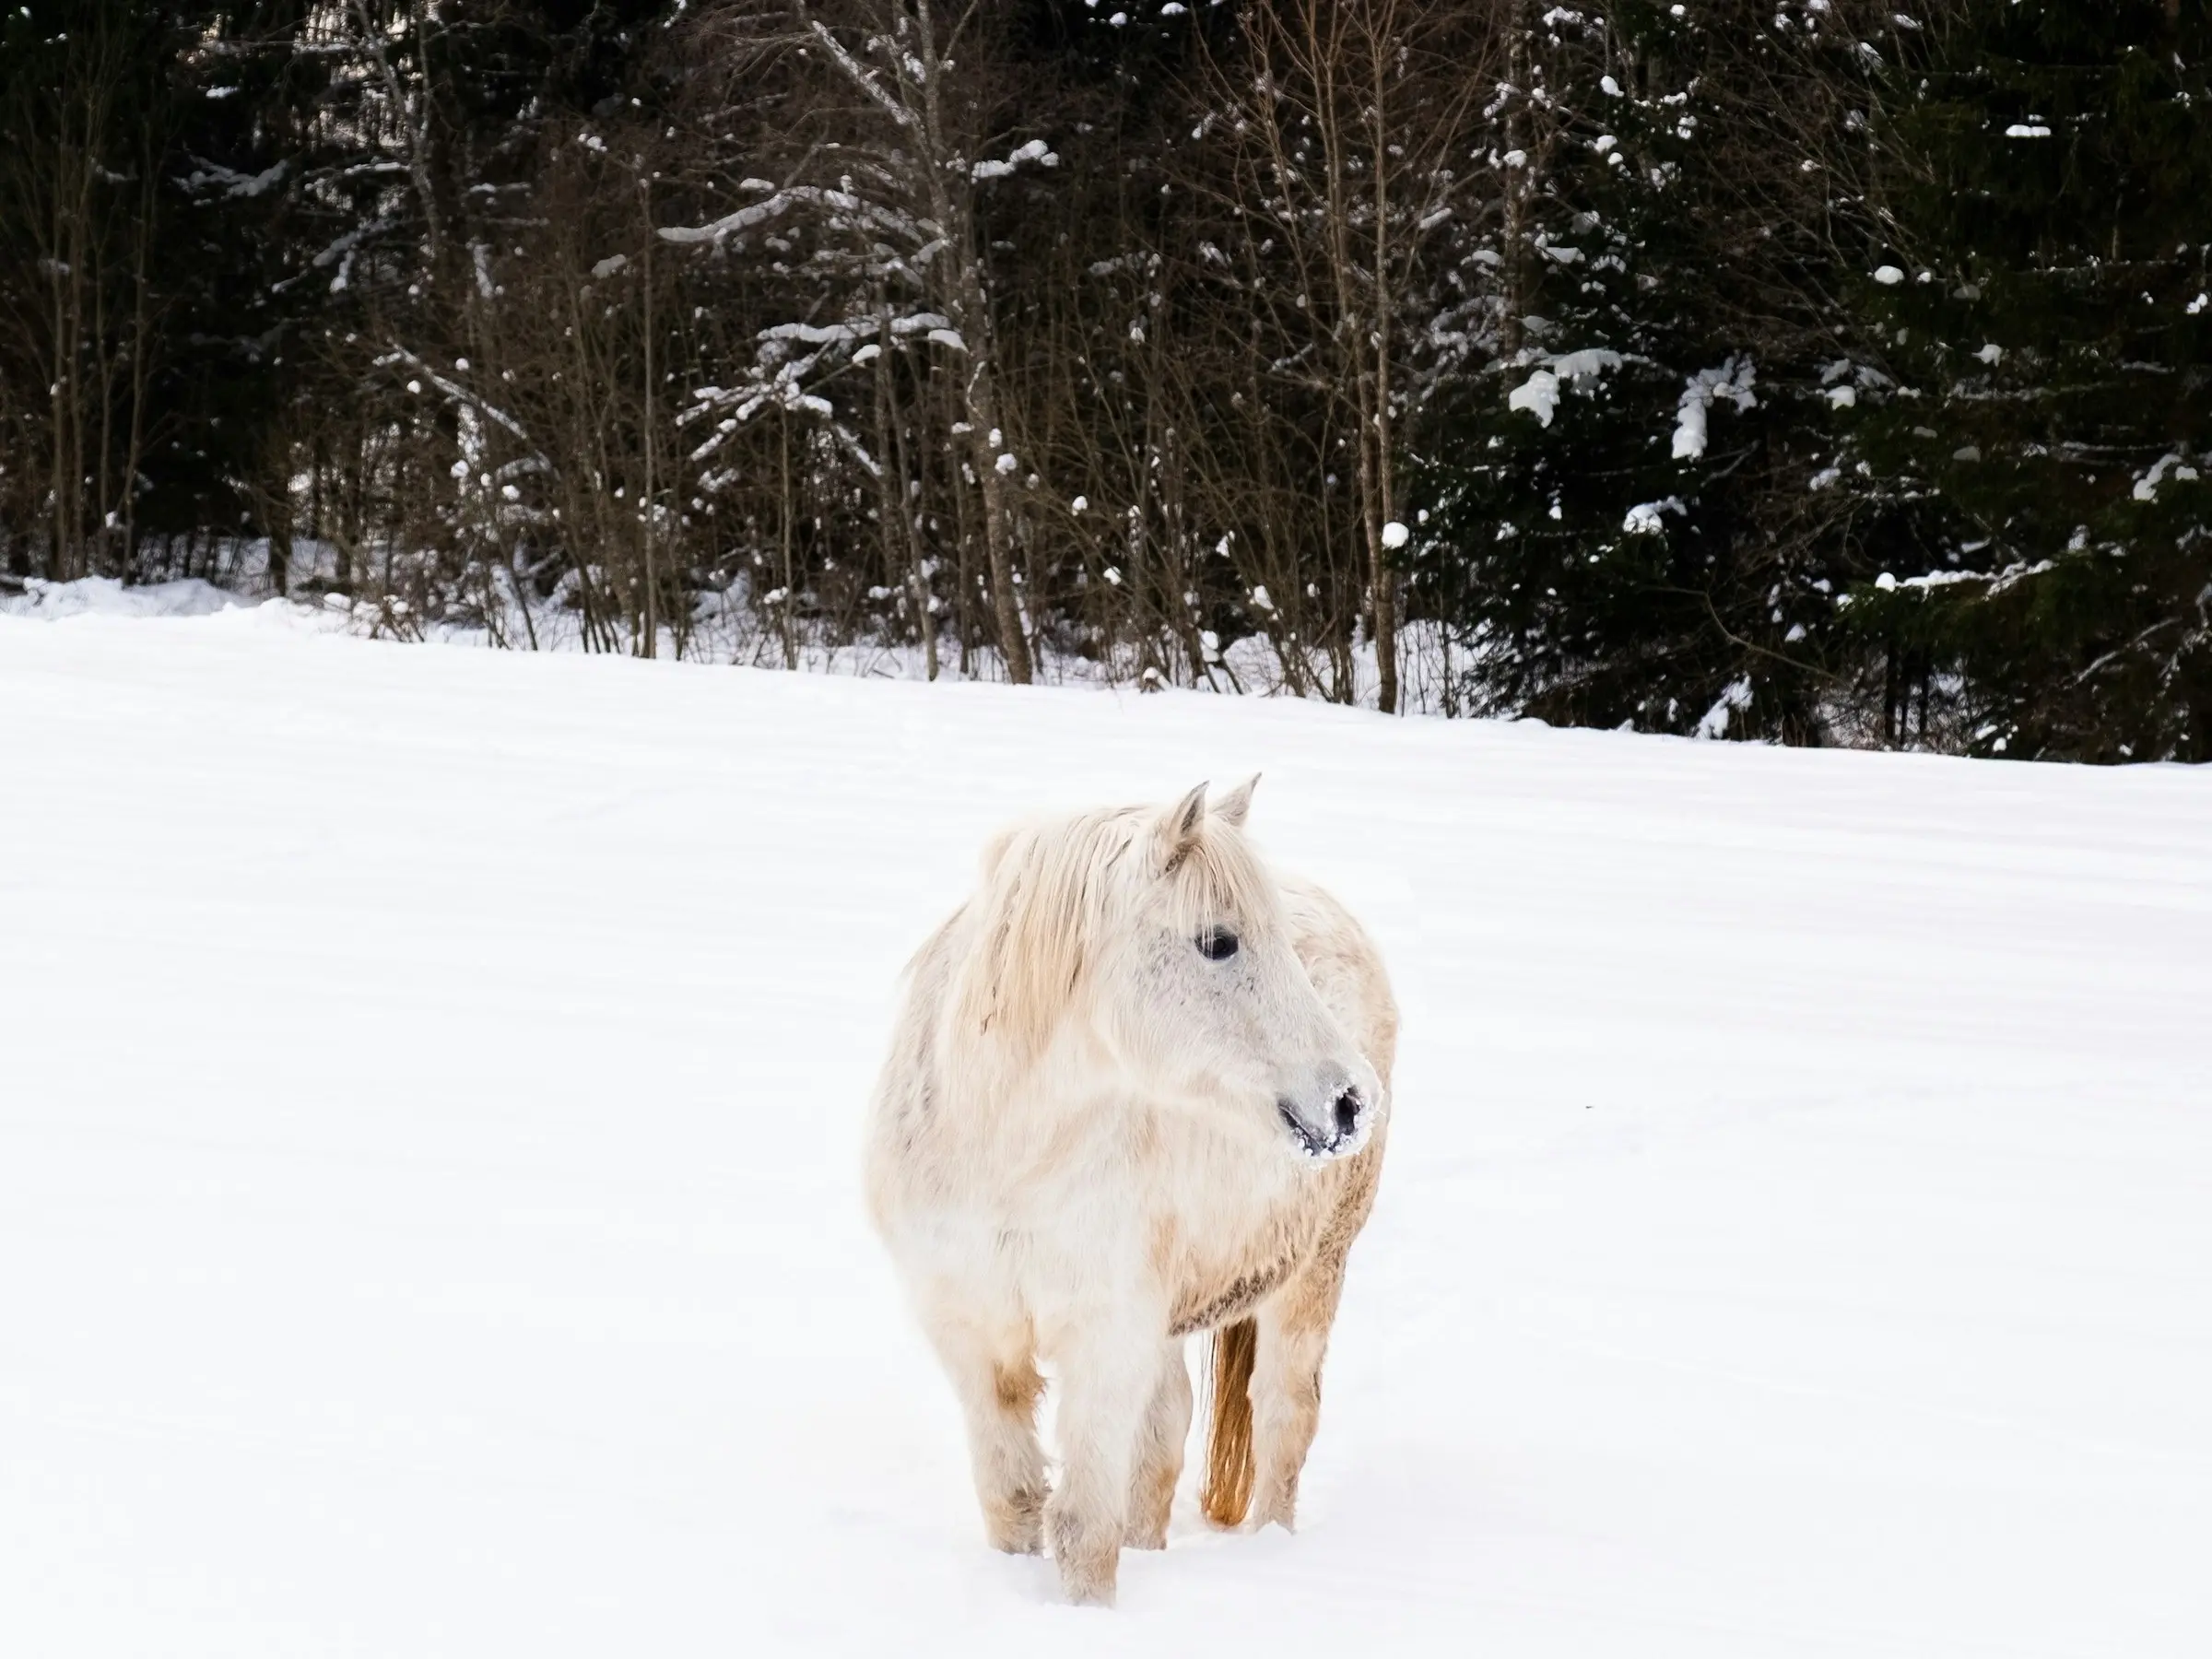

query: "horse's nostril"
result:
(1332, 1088), (1363, 1141)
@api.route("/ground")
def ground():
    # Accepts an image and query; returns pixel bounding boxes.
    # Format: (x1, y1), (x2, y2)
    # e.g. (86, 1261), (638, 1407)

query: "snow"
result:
(2134, 451), (2198, 502)
(4, 608), (2209, 1658)
(1549, 347), (1621, 381)
(179, 157), (287, 198)
(0, 575), (239, 620)
(1509, 368), (1560, 426)
(1885, 559), (2057, 596)
(1694, 674), (1753, 738)
(1621, 498), (1683, 535)
(971, 140), (1057, 181)
(1509, 350), (1623, 429)
(1675, 358), (1759, 461)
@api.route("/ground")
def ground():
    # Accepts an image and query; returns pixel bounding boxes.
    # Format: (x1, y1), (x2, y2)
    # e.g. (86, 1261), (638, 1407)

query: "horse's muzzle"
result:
(1277, 1085), (1371, 1160)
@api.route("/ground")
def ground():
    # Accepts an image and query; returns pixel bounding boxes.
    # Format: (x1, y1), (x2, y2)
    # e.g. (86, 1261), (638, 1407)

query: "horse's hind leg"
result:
(1248, 1246), (1351, 1532)
(1124, 1340), (1192, 1549)
(920, 1309), (1048, 1555)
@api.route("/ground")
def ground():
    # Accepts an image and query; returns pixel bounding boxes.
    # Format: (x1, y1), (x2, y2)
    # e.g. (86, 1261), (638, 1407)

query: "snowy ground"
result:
(4, 601), (2208, 1658)
(0, 562), (1465, 713)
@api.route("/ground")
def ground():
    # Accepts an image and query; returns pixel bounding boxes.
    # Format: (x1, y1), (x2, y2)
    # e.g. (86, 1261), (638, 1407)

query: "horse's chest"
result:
(1166, 1252), (1299, 1336)
(1154, 1184), (1320, 1337)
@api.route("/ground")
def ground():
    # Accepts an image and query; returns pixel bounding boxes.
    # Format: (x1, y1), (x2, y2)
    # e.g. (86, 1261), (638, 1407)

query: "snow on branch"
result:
(2133, 451), (2201, 502)
(270, 215), (394, 294)
(1868, 559), (2057, 596)
(971, 139), (1058, 181)
(758, 312), (948, 347)
(806, 20), (918, 131)
(382, 346), (541, 456)
(1622, 497), (1686, 535)
(830, 423), (882, 478)
(675, 297), (972, 465)
(681, 363), (835, 460)
(177, 157), (288, 199)
(1506, 348), (1624, 427)
(657, 191), (802, 245)
(658, 185), (924, 249)
(1673, 358), (1758, 461)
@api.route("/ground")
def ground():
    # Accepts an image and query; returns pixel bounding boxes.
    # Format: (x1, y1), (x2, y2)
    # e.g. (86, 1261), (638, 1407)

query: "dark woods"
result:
(4, 2), (2206, 759)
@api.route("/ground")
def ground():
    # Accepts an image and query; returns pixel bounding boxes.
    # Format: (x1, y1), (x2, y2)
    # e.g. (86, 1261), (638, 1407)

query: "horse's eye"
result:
(1196, 927), (1241, 962)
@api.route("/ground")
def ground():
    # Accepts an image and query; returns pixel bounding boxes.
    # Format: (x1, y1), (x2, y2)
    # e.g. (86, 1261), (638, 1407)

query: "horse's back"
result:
(864, 901), (970, 1227)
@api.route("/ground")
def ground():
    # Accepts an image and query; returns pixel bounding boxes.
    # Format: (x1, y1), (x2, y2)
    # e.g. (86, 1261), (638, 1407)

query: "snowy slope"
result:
(0, 575), (241, 621)
(3, 606), (2208, 1659)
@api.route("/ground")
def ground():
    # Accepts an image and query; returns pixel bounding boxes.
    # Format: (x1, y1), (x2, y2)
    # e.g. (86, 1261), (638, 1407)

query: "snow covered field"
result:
(4, 602), (2208, 1658)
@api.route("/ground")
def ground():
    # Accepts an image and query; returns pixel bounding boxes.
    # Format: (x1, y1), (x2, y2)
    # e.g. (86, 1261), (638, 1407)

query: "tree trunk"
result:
(912, 0), (1033, 684)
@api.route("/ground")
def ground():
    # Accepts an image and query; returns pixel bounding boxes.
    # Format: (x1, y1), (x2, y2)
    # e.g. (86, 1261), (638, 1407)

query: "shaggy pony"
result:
(866, 779), (1397, 1605)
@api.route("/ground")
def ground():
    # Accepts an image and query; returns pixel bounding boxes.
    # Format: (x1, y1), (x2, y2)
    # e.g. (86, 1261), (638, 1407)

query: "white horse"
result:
(865, 779), (1397, 1605)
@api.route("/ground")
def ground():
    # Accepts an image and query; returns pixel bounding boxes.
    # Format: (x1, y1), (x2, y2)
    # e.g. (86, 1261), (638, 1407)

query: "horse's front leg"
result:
(917, 1308), (1049, 1555)
(1047, 1318), (1163, 1605)
(1124, 1339), (1192, 1550)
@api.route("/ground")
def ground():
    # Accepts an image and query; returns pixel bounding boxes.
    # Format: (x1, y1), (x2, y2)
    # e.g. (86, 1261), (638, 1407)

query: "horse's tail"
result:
(1198, 1316), (1258, 1526)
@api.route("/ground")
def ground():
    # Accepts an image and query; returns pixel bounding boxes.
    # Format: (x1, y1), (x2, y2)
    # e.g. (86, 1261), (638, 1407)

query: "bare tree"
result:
(658, 0), (1067, 682)
(0, 6), (163, 582)
(1200, 0), (1497, 712)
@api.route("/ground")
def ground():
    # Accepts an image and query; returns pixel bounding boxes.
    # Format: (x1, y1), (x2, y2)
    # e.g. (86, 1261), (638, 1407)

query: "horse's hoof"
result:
(1060, 1571), (1118, 1607)
(987, 1488), (1046, 1554)
(1050, 1517), (1120, 1605)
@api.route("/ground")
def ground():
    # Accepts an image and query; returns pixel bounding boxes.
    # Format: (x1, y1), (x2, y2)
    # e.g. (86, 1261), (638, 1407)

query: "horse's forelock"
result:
(950, 805), (1277, 1072)
(1162, 816), (1278, 938)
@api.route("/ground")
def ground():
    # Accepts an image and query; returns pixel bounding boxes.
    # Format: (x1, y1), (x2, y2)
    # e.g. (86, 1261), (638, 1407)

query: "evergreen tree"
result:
(1837, 0), (2212, 760)
(1412, 2), (1885, 741)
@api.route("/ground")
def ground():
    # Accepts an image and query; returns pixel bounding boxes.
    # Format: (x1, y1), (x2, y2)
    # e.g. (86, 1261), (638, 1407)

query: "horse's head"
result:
(955, 780), (1379, 1162)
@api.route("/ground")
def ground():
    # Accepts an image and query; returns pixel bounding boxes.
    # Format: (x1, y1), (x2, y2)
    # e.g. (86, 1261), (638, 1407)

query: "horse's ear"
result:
(977, 825), (1019, 881)
(1158, 782), (1209, 870)
(1213, 773), (1260, 830)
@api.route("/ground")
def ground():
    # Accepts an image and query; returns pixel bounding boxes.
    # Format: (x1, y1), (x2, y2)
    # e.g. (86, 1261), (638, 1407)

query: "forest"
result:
(4, 0), (2207, 759)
